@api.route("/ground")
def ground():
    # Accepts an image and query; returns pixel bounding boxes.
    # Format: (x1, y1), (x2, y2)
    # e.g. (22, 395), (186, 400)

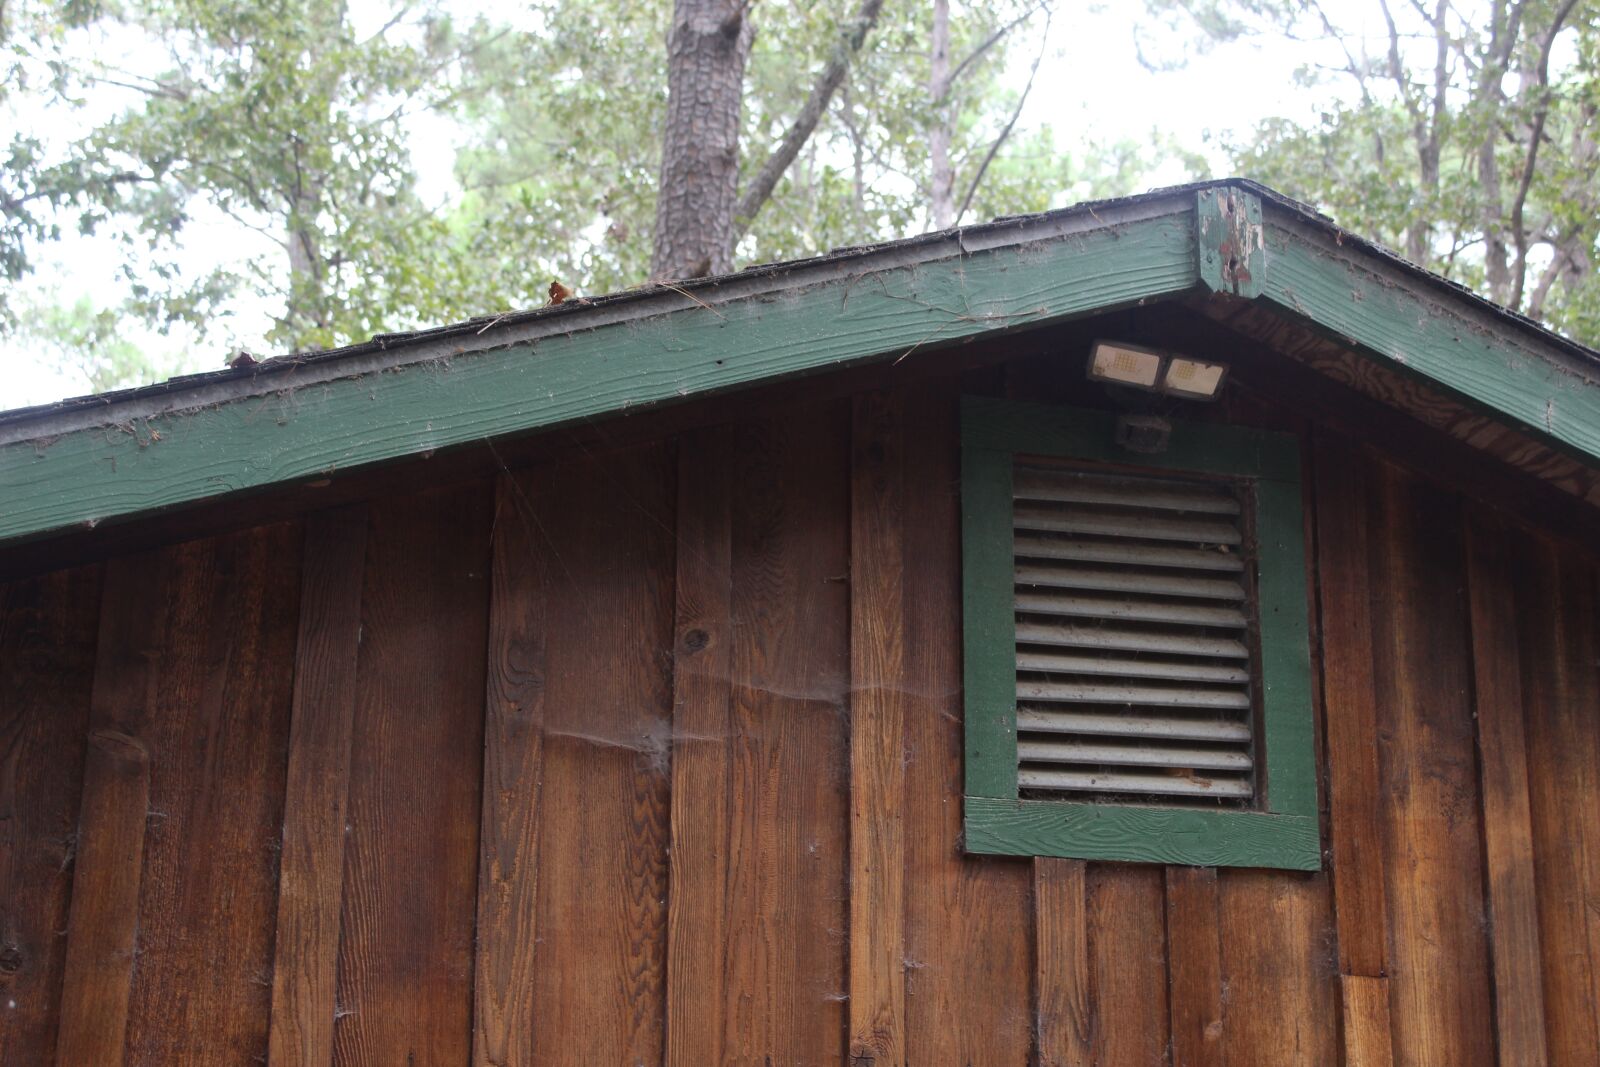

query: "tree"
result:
(1186, 0), (1600, 344)
(5, 0), (501, 352)
(5, 0), (1163, 386)
(458, 0), (1130, 295)
(651, 0), (890, 279)
(651, 0), (756, 279)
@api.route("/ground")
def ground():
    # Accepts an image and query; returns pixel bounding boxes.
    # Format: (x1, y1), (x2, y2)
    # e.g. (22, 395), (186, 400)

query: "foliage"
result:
(8, 0), (1150, 372)
(4, 0), (507, 352)
(451, 0), (1169, 297)
(14, 294), (177, 393)
(1200, 0), (1600, 345)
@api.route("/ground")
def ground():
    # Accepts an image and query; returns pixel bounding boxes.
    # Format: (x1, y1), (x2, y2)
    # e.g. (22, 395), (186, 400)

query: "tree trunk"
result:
(928, 0), (955, 230)
(651, 0), (754, 280)
(1477, 0), (1516, 302)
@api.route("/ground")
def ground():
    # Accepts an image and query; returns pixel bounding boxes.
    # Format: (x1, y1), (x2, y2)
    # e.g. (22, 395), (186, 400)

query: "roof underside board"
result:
(1, 180), (1597, 547)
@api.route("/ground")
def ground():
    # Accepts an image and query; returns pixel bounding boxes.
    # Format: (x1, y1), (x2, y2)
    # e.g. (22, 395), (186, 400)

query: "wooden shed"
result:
(3, 180), (1599, 1066)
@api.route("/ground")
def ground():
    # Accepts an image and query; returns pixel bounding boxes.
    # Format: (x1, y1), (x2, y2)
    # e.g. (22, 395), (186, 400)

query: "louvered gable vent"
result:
(1012, 464), (1259, 806)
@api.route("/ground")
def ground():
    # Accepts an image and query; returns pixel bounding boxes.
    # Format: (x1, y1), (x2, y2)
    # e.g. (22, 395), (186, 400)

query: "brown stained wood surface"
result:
(1463, 512), (1549, 1067)
(1090, 865), (1170, 1066)
(1310, 434), (1389, 980)
(1034, 857), (1090, 1067)
(121, 525), (303, 1063)
(16, 365), (1600, 1065)
(269, 506), (369, 1067)
(665, 427), (736, 1067)
(899, 387), (1035, 1065)
(334, 484), (489, 1066)
(55, 550), (169, 1065)
(1516, 533), (1600, 1062)
(721, 405), (851, 1063)
(848, 391), (908, 1065)
(472, 474), (550, 1067)
(0, 565), (99, 1066)
(55, 728), (149, 1066)
(1165, 866), (1224, 1067)
(1217, 870), (1337, 1066)
(1368, 463), (1495, 1066)
(1339, 974), (1396, 1067)
(523, 444), (675, 1065)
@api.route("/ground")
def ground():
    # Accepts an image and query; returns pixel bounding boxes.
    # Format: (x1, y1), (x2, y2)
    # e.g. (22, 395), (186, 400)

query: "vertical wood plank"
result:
(721, 405), (851, 1062)
(54, 729), (150, 1066)
(1218, 870), (1338, 1066)
(1034, 857), (1091, 1067)
(522, 444), (675, 1065)
(1090, 865), (1170, 1067)
(1517, 534), (1600, 1062)
(900, 386), (1034, 1065)
(1311, 434), (1389, 981)
(1339, 974), (1395, 1067)
(664, 426), (735, 1066)
(0, 565), (100, 1066)
(122, 525), (303, 1062)
(1165, 866), (1225, 1067)
(269, 506), (370, 1067)
(335, 485), (490, 1066)
(472, 473), (549, 1067)
(1368, 463), (1495, 1066)
(1462, 511), (1549, 1067)
(849, 391), (907, 1065)
(54, 551), (168, 1066)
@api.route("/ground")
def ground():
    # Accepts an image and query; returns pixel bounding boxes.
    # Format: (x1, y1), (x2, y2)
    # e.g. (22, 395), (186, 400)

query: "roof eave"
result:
(2, 179), (1597, 548)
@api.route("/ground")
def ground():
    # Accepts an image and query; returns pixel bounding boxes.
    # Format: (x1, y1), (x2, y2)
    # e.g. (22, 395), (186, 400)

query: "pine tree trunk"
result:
(651, 0), (754, 280)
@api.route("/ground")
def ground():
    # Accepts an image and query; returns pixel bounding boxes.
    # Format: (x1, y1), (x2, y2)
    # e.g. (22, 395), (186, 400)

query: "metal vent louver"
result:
(1012, 464), (1258, 806)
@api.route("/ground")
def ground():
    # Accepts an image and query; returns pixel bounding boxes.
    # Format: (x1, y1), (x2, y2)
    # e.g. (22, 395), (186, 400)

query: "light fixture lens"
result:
(1162, 358), (1228, 400)
(1088, 342), (1162, 389)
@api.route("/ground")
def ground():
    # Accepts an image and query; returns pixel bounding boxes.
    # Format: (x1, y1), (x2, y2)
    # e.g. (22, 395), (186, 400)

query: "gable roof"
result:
(2, 178), (1597, 546)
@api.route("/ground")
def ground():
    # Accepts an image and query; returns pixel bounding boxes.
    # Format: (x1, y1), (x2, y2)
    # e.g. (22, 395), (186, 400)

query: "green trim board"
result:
(960, 396), (1322, 870)
(0, 208), (1198, 546)
(1196, 185), (1265, 299)
(4, 179), (1599, 552)
(964, 798), (1321, 870)
(1255, 210), (1600, 466)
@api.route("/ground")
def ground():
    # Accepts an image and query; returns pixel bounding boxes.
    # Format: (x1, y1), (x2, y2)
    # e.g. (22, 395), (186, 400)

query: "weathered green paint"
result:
(1197, 187), (1265, 299)
(1252, 476), (1318, 816)
(959, 396), (1321, 871)
(0, 211), (1198, 545)
(961, 445), (1018, 800)
(7, 180), (1600, 552)
(961, 396), (1301, 483)
(964, 797), (1321, 870)
(1259, 217), (1600, 464)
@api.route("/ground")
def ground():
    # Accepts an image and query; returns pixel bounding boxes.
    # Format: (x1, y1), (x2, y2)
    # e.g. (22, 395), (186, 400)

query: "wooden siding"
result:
(2, 369), (1599, 1065)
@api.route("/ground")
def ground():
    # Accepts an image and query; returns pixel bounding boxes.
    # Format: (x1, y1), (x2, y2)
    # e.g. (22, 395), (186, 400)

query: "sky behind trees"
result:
(2, 0), (1593, 408)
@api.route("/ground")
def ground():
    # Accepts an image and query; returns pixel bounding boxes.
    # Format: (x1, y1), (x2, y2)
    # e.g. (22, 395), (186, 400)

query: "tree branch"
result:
(940, 0), (1049, 102)
(953, 8), (1050, 226)
(1508, 0), (1580, 309)
(730, 0), (885, 244)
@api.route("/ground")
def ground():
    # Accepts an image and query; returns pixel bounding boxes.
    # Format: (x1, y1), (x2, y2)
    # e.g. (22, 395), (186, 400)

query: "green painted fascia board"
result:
(7, 180), (1599, 550)
(0, 208), (1199, 545)
(1196, 185), (1265, 298)
(1257, 210), (1600, 465)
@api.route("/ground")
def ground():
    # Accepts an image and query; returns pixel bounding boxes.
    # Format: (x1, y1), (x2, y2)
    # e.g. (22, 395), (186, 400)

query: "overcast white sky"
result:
(0, 2), (1340, 411)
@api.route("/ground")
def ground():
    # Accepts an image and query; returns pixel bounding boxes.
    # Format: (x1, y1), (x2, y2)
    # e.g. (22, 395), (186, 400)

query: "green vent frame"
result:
(961, 396), (1321, 870)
